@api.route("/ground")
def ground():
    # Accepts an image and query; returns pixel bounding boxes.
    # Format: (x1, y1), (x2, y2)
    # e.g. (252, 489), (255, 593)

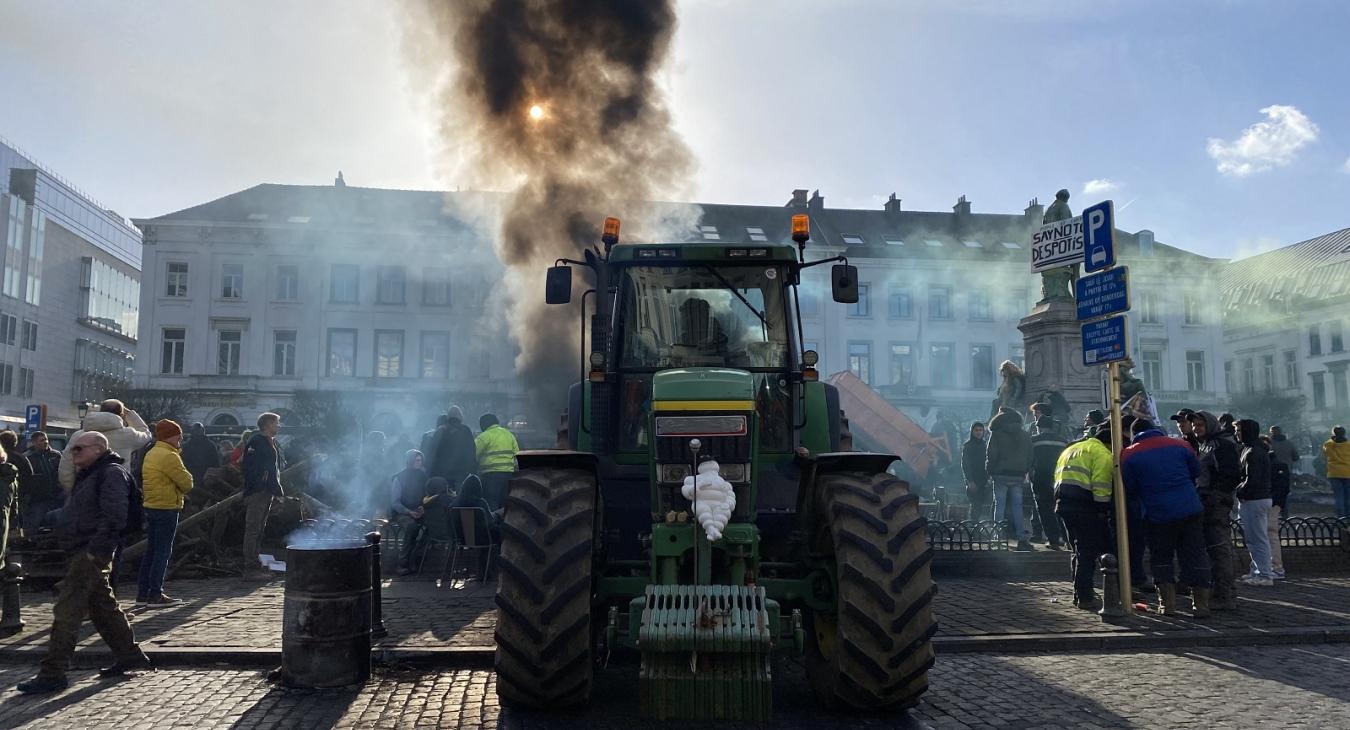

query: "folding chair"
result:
(448, 507), (496, 585)
(416, 500), (458, 581)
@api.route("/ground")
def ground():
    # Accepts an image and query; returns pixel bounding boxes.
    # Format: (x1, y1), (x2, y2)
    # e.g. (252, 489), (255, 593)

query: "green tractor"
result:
(494, 214), (936, 720)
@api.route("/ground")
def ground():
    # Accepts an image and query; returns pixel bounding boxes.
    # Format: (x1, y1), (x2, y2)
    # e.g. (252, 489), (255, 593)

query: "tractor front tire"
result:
(806, 471), (937, 711)
(493, 467), (597, 708)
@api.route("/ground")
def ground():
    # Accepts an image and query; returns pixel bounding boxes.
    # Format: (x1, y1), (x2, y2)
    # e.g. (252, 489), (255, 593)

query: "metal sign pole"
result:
(1108, 360), (1132, 615)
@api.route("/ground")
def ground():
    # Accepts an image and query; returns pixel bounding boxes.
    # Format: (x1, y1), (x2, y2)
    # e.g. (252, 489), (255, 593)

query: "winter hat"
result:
(156, 419), (183, 442)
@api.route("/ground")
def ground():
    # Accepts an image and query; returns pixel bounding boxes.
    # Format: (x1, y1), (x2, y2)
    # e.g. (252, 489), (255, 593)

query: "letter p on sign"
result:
(1082, 200), (1115, 273)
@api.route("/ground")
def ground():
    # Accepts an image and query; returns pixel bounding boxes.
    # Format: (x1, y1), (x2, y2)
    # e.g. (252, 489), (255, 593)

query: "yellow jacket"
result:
(1326, 439), (1350, 479)
(1054, 437), (1114, 505)
(475, 425), (519, 474)
(143, 440), (194, 510)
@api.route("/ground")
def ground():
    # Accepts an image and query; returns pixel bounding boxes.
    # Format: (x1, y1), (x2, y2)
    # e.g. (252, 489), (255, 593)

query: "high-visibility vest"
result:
(475, 425), (519, 474)
(1054, 437), (1113, 504)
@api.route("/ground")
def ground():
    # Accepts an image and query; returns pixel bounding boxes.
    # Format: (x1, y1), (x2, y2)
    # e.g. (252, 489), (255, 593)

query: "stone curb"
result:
(0, 644), (497, 670)
(933, 625), (1350, 653)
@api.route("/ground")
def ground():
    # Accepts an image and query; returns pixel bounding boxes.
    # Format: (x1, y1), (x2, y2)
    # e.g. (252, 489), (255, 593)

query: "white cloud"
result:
(1206, 105), (1319, 177)
(1082, 178), (1119, 196)
(1343, 156), (1350, 174)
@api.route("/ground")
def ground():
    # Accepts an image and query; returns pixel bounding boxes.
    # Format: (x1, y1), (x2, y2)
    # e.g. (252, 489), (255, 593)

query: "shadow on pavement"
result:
(228, 682), (360, 730)
(0, 671), (122, 729)
(1183, 644), (1350, 705)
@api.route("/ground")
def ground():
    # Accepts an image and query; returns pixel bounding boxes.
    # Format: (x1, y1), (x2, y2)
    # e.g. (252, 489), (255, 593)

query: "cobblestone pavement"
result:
(5, 574), (1349, 658)
(3, 644), (1350, 728)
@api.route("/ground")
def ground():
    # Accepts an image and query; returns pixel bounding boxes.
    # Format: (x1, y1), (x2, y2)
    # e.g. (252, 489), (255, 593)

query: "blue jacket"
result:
(1121, 430), (1203, 524)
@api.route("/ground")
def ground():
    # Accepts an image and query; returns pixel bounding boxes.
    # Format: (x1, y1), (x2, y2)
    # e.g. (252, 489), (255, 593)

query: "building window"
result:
(1141, 349), (1163, 392)
(276, 265), (299, 301)
(968, 290), (991, 321)
(1241, 358), (1254, 394)
(971, 344), (994, 390)
(930, 343), (956, 388)
(1334, 370), (1349, 412)
(1186, 350), (1206, 392)
(3, 195), (23, 299)
(331, 264), (359, 303)
(1309, 324), (1322, 356)
(217, 329), (242, 375)
(166, 262), (189, 297)
(1011, 289), (1029, 319)
(273, 330), (296, 376)
(887, 286), (911, 319)
(0, 314), (16, 346)
(25, 210), (43, 306)
(17, 367), (33, 399)
(799, 292), (819, 317)
(1224, 361), (1232, 391)
(375, 330), (403, 377)
(421, 332), (450, 379)
(1331, 321), (1345, 353)
(161, 328), (185, 374)
(1261, 353), (1276, 391)
(20, 320), (36, 351)
(889, 344), (915, 387)
(80, 258), (139, 337)
(1183, 294), (1201, 325)
(0, 363), (11, 395)
(928, 287), (951, 320)
(847, 341), (872, 384)
(1311, 372), (1327, 410)
(327, 329), (356, 376)
(1010, 345), (1025, 371)
(220, 263), (243, 299)
(1284, 350), (1299, 390)
(847, 284), (871, 317)
(376, 266), (406, 305)
(1139, 291), (1159, 324)
(422, 268), (451, 306)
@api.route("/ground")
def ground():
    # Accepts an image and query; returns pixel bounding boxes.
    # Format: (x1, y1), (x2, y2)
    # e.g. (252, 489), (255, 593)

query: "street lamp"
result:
(77, 402), (90, 421)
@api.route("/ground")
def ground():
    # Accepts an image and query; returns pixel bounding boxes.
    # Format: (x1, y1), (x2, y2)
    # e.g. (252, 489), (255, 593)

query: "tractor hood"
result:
(651, 368), (755, 411)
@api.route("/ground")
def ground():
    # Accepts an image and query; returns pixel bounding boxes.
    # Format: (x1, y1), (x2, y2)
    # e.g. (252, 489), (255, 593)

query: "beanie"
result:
(156, 419), (183, 442)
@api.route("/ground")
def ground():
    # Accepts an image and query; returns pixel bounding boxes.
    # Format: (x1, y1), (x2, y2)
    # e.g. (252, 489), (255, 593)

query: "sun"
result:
(528, 104), (545, 121)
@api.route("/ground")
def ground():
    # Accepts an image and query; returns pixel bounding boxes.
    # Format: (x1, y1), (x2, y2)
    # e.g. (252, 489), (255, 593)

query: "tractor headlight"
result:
(719, 463), (749, 482)
(659, 464), (691, 484)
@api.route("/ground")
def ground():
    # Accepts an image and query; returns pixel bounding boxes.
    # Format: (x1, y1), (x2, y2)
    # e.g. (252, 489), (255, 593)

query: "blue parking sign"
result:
(25, 404), (42, 432)
(1082, 200), (1115, 273)
(1081, 315), (1130, 366)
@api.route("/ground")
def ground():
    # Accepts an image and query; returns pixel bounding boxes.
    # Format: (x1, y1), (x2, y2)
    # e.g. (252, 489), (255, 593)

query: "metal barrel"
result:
(281, 541), (372, 687)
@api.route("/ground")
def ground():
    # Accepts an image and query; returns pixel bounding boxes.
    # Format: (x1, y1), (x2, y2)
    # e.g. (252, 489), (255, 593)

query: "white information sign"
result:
(1029, 215), (1084, 273)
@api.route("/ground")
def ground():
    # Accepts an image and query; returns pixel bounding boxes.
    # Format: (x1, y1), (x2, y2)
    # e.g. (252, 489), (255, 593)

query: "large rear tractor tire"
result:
(806, 471), (937, 711)
(493, 467), (597, 708)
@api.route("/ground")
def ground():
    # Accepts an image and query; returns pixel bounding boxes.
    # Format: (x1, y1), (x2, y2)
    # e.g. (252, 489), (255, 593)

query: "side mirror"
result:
(545, 266), (572, 305)
(831, 264), (859, 304)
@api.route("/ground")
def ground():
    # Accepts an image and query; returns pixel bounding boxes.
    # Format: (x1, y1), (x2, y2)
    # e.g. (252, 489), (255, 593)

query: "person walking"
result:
(389, 450), (429, 576)
(1121, 419), (1212, 618)
(241, 413), (284, 579)
(1191, 411), (1242, 610)
(1053, 423), (1115, 609)
(961, 422), (991, 521)
(1235, 419), (1276, 586)
(985, 407), (1034, 551)
(427, 406), (477, 491)
(1325, 426), (1350, 518)
(475, 413), (519, 512)
(137, 420), (194, 607)
(23, 431), (63, 532)
(1031, 416), (1068, 550)
(1264, 434), (1290, 579)
(180, 422), (220, 494)
(16, 432), (152, 694)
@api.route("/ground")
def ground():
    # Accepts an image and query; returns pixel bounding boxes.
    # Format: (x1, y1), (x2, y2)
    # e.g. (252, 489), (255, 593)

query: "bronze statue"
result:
(1039, 188), (1077, 304)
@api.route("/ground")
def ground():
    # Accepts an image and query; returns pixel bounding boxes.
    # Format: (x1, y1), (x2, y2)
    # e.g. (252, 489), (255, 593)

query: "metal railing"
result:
(1229, 516), (1349, 548)
(925, 520), (1011, 551)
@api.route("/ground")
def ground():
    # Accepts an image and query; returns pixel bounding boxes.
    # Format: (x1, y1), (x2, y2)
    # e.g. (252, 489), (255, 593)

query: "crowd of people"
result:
(959, 394), (1350, 615)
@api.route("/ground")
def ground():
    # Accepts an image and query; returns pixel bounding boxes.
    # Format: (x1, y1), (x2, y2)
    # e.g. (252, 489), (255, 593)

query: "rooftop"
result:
(1220, 227), (1350, 312)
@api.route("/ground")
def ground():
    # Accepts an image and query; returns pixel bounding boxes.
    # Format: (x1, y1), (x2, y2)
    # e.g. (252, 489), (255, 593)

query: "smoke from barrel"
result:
(406, 0), (694, 428)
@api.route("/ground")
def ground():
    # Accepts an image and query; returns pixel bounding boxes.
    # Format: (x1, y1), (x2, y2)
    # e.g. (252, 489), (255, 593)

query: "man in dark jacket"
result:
(0, 449), (17, 567)
(1268, 425), (1299, 474)
(0, 431), (33, 532)
(241, 412), (284, 579)
(961, 422), (990, 521)
(1236, 419), (1275, 586)
(23, 431), (63, 532)
(1030, 416), (1068, 550)
(180, 422), (220, 493)
(1170, 409), (1199, 449)
(1191, 410), (1242, 609)
(16, 432), (151, 694)
(427, 405), (477, 490)
(1264, 434), (1290, 579)
(986, 408), (1034, 551)
(1121, 419), (1211, 617)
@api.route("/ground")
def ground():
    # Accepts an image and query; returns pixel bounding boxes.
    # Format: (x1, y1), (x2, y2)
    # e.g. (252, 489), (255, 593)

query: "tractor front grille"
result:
(655, 433), (751, 464)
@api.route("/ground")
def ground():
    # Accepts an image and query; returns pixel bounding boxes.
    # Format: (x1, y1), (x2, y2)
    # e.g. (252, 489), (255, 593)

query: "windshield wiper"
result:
(701, 264), (768, 328)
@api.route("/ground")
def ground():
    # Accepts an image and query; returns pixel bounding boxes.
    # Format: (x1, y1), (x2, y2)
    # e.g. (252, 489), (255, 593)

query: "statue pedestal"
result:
(1018, 300), (1101, 426)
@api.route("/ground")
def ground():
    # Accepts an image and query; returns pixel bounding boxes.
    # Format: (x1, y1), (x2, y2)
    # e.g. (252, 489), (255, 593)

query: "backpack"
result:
(124, 441), (154, 536)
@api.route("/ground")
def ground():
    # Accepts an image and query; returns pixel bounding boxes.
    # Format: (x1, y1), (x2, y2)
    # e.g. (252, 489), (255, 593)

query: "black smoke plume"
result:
(407, 0), (695, 431)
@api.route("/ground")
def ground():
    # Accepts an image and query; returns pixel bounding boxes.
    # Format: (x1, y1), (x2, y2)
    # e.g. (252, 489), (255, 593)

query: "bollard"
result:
(1, 562), (25, 637)
(366, 532), (388, 639)
(1098, 553), (1125, 620)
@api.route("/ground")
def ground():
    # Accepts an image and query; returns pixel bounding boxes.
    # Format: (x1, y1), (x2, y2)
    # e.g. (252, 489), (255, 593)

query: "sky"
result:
(1, 0), (1348, 260)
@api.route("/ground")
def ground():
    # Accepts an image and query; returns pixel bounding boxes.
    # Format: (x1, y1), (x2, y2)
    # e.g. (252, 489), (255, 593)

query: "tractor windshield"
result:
(618, 265), (790, 370)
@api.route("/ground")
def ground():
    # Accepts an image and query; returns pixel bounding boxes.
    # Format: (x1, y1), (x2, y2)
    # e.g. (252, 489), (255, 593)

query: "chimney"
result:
(1136, 229), (1155, 257)
(883, 193), (902, 216)
(787, 188), (808, 208)
(953, 195), (971, 217)
(335, 170), (347, 188)
(1024, 198), (1044, 224)
(808, 189), (824, 212)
